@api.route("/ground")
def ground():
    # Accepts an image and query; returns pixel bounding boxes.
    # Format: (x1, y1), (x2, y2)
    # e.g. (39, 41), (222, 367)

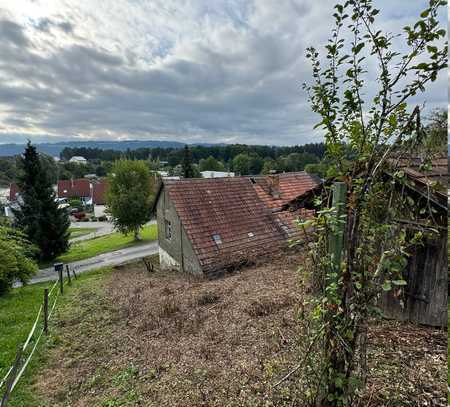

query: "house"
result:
(284, 155), (447, 327)
(8, 182), (20, 202)
(92, 180), (109, 218)
(200, 171), (235, 178)
(69, 156), (88, 164)
(152, 172), (320, 276)
(57, 179), (92, 203)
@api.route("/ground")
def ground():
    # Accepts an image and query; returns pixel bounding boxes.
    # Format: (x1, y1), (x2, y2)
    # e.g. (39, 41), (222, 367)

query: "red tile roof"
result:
(165, 177), (287, 275)
(92, 180), (108, 205)
(57, 179), (91, 198)
(162, 171), (320, 275)
(9, 183), (20, 201)
(253, 172), (321, 210)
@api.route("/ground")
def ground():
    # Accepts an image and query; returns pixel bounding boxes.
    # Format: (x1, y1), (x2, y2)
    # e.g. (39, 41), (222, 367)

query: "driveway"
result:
(69, 220), (156, 242)
(69, 221), (115, 242)
(28, 241), (159, 285)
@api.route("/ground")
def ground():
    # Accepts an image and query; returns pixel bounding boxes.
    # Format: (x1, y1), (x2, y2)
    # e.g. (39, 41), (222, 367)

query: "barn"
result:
(151, 172), (320, 277)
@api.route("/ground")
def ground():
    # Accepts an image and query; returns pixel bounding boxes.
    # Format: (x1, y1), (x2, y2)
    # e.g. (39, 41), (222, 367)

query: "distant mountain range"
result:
(0, 140), (221, 157)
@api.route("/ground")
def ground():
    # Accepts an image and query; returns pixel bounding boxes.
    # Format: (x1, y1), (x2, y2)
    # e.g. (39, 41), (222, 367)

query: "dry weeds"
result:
(31, 255), (446, 406)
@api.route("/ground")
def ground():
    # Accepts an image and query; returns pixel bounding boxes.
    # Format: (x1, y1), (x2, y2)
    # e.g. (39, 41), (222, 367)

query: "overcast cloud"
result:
(0, 0), (446, 146)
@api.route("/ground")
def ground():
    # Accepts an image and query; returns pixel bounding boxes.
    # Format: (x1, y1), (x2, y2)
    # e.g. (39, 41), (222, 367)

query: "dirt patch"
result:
(32, 255), (447, 406)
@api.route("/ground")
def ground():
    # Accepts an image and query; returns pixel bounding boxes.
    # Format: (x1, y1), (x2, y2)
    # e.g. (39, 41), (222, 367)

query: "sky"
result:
(0, 0), (447, 146)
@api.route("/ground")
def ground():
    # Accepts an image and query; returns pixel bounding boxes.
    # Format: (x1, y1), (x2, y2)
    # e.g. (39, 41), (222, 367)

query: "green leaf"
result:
(334, 4), (343, 13)
(420, 9), (429, 18)
(353, 43), (365, 54)
(382, 281), (392, 291)
(392, 280), (407, 286)
(414, 62), (429, 70)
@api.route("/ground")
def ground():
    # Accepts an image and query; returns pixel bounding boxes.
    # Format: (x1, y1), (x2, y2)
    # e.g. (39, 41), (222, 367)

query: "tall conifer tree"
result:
(14, 141), (70, 260)
(181, 145), (195, 178)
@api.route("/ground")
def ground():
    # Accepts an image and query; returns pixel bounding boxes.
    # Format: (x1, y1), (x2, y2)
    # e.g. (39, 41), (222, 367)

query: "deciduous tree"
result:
(0, 224), (38, 294)
(293, 1), (447, 405)
(106, 160), (153, 240)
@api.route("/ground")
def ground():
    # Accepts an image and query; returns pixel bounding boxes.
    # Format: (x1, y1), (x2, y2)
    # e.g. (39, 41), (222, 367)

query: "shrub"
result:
(197, 291), (220, 306)
(0, 226), (38, 294)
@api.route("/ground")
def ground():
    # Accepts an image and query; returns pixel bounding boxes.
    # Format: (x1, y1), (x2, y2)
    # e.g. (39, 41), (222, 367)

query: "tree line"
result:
(59, 142), (327, 174)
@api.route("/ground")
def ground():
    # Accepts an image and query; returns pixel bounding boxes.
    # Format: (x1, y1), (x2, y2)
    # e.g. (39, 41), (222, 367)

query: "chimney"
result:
(268, 175), (280, 199)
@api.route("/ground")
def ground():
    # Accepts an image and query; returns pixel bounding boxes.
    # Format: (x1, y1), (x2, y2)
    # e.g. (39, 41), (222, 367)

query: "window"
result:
(212, 233), (222, 245)
(248, 232), (254, 238)
(164, 219), (172, 240)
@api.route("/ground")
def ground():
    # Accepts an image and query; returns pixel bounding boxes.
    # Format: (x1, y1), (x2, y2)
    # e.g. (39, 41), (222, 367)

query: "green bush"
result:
(0, 226), (38, 295)
(69, 198), (83, 209)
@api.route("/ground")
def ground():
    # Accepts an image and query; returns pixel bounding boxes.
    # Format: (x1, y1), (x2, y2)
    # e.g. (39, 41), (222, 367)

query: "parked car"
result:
(73, 211), (86, 220)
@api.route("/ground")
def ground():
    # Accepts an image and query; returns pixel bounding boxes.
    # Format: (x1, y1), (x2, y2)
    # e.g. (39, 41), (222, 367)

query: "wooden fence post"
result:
(66, 265), (71, 285)
(54, 263), (64, 295)
(43, 288), (48, 335)
(59, 268), (63, 295)
(329, 182), (347, 276)
(72, 267), (77, 280)
(0, 346), (22, 407)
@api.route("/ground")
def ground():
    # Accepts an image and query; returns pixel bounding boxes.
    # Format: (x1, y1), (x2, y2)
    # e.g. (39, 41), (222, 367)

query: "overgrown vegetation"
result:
(0, 225), (38, 294)
(9, 257), (446, 406)
(294, 0), (447, 405)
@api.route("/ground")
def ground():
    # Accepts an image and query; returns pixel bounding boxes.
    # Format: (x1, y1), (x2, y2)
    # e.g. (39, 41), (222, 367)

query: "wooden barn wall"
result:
(379, 230), (447, 327)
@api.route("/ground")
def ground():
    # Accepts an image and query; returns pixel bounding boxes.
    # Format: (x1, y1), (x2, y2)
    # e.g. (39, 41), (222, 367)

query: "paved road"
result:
(29, 241), (159, 285)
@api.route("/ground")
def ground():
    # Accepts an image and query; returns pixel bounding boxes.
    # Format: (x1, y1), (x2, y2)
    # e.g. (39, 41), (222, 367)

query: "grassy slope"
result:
(0, 267), (114, 407)
(0, 281), (49, 379)
(68, 227), (99, 238)
(43, 224), (157, 266)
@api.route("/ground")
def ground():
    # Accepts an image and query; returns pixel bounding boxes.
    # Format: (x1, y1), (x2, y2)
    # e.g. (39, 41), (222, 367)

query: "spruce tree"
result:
(13, 142), (70, 261)
(181, 145), (195, 178)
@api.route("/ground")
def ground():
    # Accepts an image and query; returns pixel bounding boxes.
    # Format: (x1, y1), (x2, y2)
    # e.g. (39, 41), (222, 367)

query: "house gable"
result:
(156, 185), (202, 274)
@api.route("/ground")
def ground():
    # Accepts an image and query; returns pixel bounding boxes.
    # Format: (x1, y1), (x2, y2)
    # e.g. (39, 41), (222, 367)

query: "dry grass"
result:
(29, 255), (447, 407)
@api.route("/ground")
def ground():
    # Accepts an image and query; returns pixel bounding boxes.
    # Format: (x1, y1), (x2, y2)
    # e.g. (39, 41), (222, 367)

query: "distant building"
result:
(92, 180), (109, 218)
(57, 179), (92, 202)
(4, 183), (21, 218)
(200, 171), (235, 178)
(8, 182), (21, 202)
(69, 156), (88, 164)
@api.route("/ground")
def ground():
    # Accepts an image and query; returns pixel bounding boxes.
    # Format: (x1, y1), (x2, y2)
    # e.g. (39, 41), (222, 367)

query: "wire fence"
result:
(0, 264), (77, 407)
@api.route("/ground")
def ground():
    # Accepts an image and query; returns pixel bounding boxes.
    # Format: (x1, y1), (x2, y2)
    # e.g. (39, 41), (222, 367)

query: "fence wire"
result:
(0, 277), (61, 399)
